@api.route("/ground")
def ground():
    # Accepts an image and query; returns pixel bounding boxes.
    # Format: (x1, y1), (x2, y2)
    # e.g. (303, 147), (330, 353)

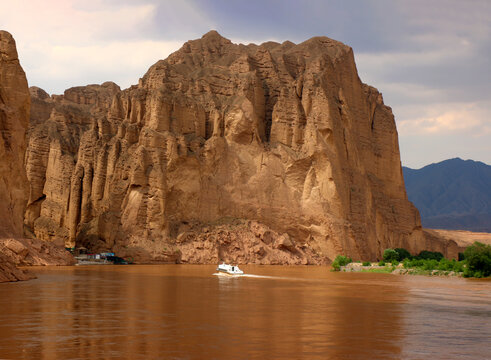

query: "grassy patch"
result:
(360, 266), (395, 274)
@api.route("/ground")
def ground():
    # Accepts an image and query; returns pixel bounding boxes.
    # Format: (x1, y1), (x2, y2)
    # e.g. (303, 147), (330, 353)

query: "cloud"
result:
(349, 1), (491, 168)
(22, 40), (182, 93)
(397, 101), (491, 136)
(0, 0), (213, 93)
(372, 82), (447, 104)
(356, 46), (472, 75)
(354, 1), (491, 106)
(0, 0), (156, 44)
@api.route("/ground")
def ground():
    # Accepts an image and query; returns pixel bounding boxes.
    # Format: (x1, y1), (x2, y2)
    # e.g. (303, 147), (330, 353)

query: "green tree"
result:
(416, 250), (443, 261)
(464, 242), (491, 278)
(383, 249), (398, 262)
(394, 248), (411, 261)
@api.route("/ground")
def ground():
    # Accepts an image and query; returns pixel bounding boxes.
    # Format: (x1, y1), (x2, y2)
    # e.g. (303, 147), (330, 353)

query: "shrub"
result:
(391, 259), (399, 266)
(332, 255), (352, 271)
(438, 258), (454, 271)
(401, 256), (465, 274)
(411, 259), (425, 267)
(463, 242), (491, 278)
(394, 248), (412, 261)
(453, 261), (464, 273)
(383, 249), (399, 262)
(362, 261), (371, 266)
(416, 250), (444, 261)
(458, 252), (465, 261)
(422, 259), (439, 271)
(378, 260), (386, 266)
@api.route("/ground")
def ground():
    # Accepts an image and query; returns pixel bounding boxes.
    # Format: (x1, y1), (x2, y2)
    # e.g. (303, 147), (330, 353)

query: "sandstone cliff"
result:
(0, 31), (75, 282)
(0, 30), (32, 282)
(0, 30), (29, 239)
(25, 31), (459, 263)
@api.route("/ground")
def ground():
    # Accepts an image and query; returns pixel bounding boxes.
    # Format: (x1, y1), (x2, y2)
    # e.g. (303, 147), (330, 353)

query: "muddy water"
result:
(0, 265), (489, 360)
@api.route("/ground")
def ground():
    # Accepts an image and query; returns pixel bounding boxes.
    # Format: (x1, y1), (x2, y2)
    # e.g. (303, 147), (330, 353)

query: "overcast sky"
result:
(1, 0), (489, 168)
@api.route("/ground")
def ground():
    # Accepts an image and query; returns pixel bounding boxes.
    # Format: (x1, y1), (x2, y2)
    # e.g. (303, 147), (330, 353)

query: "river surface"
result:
(0, 265), (489, 360)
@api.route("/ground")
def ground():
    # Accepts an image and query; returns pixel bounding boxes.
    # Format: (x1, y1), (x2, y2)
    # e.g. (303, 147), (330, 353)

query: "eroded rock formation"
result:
(0, 235), (77, 282)
(0, 237), (76, 267)
(0, 31), (75, 282)
(25, 31), (459, 263)
(0, 30), (29, 239)
(0, 30), (32, 282)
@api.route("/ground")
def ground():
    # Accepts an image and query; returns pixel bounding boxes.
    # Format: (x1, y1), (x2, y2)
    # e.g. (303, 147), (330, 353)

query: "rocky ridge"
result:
(24, 31), (460, 264)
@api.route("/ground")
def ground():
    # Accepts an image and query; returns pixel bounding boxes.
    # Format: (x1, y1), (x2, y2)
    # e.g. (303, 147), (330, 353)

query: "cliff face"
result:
(25, 31), (457, 263)
(0, 31), (35, 282)
(0, 31), (75, 283)
(0, 31), (29, 239)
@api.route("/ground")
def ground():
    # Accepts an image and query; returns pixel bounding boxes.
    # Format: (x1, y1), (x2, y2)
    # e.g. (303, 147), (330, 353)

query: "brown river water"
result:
(0, 265), (489, 360)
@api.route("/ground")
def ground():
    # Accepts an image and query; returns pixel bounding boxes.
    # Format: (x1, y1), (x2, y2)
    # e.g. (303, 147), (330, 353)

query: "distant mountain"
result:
(403, 158), (491, 232)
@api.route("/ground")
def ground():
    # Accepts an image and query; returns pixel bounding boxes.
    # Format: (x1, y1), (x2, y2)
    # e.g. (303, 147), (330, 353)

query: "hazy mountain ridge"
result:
(403, 158), (491, 232)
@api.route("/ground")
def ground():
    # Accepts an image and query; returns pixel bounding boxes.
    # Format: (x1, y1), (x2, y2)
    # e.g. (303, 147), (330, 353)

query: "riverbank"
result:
(334, 242), (491, 278)
(339, 262), (464, 277)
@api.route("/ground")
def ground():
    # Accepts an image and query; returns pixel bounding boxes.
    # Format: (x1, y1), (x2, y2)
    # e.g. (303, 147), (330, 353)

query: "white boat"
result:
(216, 263), (244, 275)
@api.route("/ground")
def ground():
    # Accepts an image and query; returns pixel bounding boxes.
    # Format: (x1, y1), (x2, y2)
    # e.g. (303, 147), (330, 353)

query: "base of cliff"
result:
(0, 237), (76, 283)
(91, 220), (327, 265)
(0, 254), (36, 282)
(76, 221), (478, 265)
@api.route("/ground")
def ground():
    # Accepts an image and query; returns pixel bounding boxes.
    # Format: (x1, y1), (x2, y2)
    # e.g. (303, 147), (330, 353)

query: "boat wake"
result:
(241, 274), (284, 279)
(212, 273), (293, 280)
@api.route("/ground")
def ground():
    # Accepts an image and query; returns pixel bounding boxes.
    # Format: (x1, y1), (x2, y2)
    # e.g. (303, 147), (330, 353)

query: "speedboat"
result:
(216, 263), (244, 275)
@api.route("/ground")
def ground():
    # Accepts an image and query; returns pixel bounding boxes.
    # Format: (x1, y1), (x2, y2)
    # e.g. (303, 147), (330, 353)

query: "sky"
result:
(1, 0), (489, 168)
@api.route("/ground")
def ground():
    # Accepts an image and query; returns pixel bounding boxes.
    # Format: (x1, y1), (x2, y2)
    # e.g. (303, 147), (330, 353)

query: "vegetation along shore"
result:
(332, 241), (491, 278)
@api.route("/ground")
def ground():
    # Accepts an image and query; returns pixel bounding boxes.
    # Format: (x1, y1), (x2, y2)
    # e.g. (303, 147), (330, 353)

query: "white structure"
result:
(216, 263), (244, 275)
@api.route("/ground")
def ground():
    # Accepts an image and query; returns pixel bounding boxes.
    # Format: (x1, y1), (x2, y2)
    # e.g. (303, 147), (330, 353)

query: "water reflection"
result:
(326, 274), (406, 359)
(0, 266), (489, 359)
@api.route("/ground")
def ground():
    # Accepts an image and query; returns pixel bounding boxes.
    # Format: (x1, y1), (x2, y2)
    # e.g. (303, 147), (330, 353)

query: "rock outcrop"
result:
(25, 31), (459, 263)
(0, 30), (32, 282)
(0, 237), (76, 267)
(0, 30), (29, 239)
(0, 252), (35, 282)
(0, 31), (75, 282)
(0, 236), (77, 283)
